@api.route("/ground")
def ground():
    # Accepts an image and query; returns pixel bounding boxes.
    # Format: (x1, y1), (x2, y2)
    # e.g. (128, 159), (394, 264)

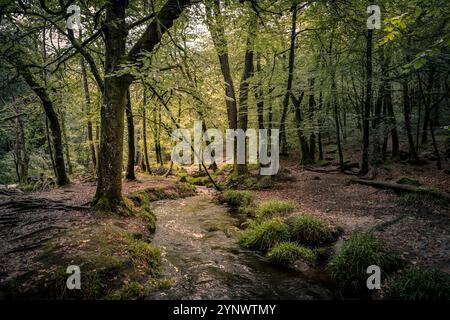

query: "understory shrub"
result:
(267, 242), (316, 265)
(382, 268), (450, 300)
(239, 218), (290, 252)
(327, 232), (404, 295)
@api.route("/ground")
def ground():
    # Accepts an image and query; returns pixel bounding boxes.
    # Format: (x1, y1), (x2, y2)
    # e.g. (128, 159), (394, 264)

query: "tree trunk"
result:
(402, 81), (421, 165)
(308, 77), (316, 162)
(361, 29), (373, 175)
(125, 90), (136, 180)
(81, 58), (97, 170)
(15, 113), (28, 183)
(236, 17), (256, 175)
(20, 69), (68, 186)
(332, 71), (344, 171)
(93, 1), (129, 211)
(60, 110), (73, 175)
(255, 52), (265, 130)
(280, 4), (298, 156)
(142, 89), (151, 173)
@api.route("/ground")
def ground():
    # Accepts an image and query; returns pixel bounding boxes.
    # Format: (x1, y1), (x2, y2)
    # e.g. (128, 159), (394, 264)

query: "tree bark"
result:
(402, 81), (421, 165)
(142, 89), (151, 173)
(280, 4), (298, 156)
(80, 58), (97, 170)
(20, 69), (69, 186)
(236, 17), (256, 174)
(125, 90), (136, 180)
(361, 29), (373, 175)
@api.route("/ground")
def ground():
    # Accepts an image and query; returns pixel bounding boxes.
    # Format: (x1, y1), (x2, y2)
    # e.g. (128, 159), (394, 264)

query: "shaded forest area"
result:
(0, 0), (449, 300)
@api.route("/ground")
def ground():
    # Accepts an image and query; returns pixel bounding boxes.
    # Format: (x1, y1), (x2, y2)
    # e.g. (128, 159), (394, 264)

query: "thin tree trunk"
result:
(402, 81), (421, 165)
(142, 89), (151, 173)
(332, 71), (344, 171)
(308, 77), (316, 162)
(236, 17), (256, 174)
(280, 4), (298, 156)
(81, 58), (97, 170)
(60, 110), (73, 175)
(361, 29), (373, 175)
(255, 52), (265, 130)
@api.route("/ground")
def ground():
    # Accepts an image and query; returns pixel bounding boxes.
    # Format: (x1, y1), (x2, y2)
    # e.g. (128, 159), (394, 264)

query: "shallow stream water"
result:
(148, 190), (333, 300)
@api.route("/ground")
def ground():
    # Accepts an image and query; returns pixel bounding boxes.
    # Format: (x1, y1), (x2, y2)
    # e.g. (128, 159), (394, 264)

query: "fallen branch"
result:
(350, 178), (450, 200)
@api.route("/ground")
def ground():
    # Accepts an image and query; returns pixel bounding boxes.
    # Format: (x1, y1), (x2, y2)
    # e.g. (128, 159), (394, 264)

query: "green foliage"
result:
(290, 214), (336, 247)
(328, 232), (404, 295)
(382, 268), (450, 300)
(256, 199), (296, 219)
(267, 242), (316, 265)
(239, 218), (290, 252)
(397, 189), (449, 207)
(109, 281), (146, 300)
(221, 190), (253, 208)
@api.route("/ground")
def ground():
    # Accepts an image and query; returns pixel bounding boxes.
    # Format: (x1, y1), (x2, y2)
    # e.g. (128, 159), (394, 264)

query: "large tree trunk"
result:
(361, 29), (373, 175)
(125, 90), (136, 180)
(93, 1), (129, 211)
(280, 4), (298, 156)
(94, 0), (190, 211)
(205, 0), (237, 131)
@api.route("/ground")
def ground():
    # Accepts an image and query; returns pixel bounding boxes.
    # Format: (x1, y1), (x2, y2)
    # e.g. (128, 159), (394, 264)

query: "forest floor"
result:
(0, 158), (449, 299)
(253, 156), (450, 274)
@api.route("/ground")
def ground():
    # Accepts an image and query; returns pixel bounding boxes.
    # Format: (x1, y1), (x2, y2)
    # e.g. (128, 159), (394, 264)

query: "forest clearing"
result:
(0, 0), (450, 302)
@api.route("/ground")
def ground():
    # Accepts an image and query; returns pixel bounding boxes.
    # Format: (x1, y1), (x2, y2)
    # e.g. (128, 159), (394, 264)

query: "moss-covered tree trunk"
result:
(93, 0), (128, 211)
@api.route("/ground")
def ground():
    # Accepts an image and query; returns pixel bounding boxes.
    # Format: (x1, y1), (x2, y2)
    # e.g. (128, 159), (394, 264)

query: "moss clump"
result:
(397, 188), (449, 207)
(382, 268), (450, 300)
(109, 278), (176, 300)
(140, 210), (157, 233)
(128, 240), (161, 275)
(256, 199), (296, 220)
(290, 214), (336, 247)
(221, 190), (253, 208)
(267, 242), (316, 265)
(327, 232), (404, 295)
(239, 218), (290, 252)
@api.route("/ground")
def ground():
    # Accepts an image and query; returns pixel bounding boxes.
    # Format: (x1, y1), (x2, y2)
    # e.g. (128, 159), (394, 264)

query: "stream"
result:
(147, 189), (333, 300)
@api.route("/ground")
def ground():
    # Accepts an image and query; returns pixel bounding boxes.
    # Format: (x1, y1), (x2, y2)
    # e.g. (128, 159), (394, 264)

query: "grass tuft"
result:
(382, 267), (450, 300)
(290, 214), (336, 247)
(397, 188), (449, 207)
(221, 190), (253, 208)
(327, 232), (404, 296)
(239, 218), (290, 252)
(267, 242), (316, 265)
(256, 199), (296, 219)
